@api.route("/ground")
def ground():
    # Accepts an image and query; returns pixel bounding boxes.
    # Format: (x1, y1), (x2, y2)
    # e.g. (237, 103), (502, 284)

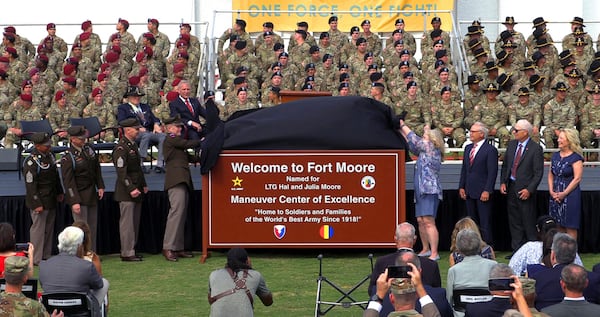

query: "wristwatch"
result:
(370, 294), (384, 303)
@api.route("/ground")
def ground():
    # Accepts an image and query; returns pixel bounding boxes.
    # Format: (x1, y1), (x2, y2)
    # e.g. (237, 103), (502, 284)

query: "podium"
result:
(280, 90), (332, 103)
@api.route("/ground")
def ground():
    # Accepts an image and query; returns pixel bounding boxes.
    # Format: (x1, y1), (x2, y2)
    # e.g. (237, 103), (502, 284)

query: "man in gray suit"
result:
(363, 262), (440, 317)
(542, 264), (600, 316)
(39, 226), (108, 310)
(500, 119), (544, 256)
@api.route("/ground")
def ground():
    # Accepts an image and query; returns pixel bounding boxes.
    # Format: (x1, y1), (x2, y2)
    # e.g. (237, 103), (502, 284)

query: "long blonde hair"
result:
(560, 128), (583, 157)
(426, 128), (445, 162)
(449, 217), (487, 252)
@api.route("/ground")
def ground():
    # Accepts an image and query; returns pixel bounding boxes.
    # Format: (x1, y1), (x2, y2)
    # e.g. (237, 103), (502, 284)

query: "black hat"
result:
(367, 64), (378, 71)
(263, 31), (273, 37)
(496, 73), (511, 87)
(371, 82), (384, 88)
(502, 40), (517, 48)
(119, 118), (142, 128)
(535, 38), (552, 48)
(237, 87), (248, 94)
(400, 49), (410, 56)
(575, 37), (587, 46)
(531, 51), (545, 63)
(361, 20), (371, 26)
(262, 22), (274, 28)
(587, 84), (600, 94)
(532, 17), (548, 28)
(464, 75), (480, 85)
(468, 38), (482, 49)
(467, 26), (481, 35)
(273, 43), (284, 51)
(338, 82), (349, 91)
(295, 29), (307, 37)
(402, 71), (414, 79)
(67, 125), (87, 137)
(338, 63), (349, 70)
(552, 82), (568, 91)
(339, 73), (350, 81)
(234, 40), (247, 50)
(533, 28), (546, 39)
(363, 52), (374, 61)
(484, 83), (499, 92)
(435, 49), (447, 59)
(516, 87), (530, 96)
(520, 61), (535, 71)
(350, 26), (360, 34)
(203, 90), (215, 99)
(235, 66), (249, 75)
(573, 26), (587, 36)
(589, 60), (600, 75)
(370, 72), (383, 81)
(297, 21), (308, 28)
(440, 86), (451, 94)
(394, 40), (404, 46)
(438, 67), (449, 74)
(430, 30), (442, 39)
(356, 38), (367, 46)
(278, 52), (289, 58)
(399, 61), (410, 68)
(392, 29), (402, 36)
(30, 132), (52, 145)
(123, 85), (145, 98)
(496, 50), (510, 63)
(567, 68), (582, 78)
(235, 19), (247, 28)
(431, 17), (441, 23)
(434, 60), (445, 68)
(395, 19), (405, 24)
(163, 114), (183, 126)
(302, 83), (313, 90)
(571, 16), (585, 26)
(406, 81), (417, 89)
(309, 45), (320, 54)
(271, 62), (282, 69)
(473, 48), (487, 59)
(305, 76), (315, 82)
(233, 77), (245, 85)
(271, 71), (283, 78)
(529, 74), (545, 86)
(305, 63), (316, 71)
(269, 86), (281, 94)
(484, 61), (498, 71)
(502, 16), (517, 25)
(471, 20), (484, 28)
(558, 50), (572, 61)
(328, 16), (338, 24)
(500, 30), (513, 41)
(322, 54), (333, 62)
(319, 32), (329, 39)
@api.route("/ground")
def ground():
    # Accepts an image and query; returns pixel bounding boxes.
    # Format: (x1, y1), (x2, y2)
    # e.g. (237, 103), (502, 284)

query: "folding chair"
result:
(69, 117), (117, 154)
(0, 278), (38, 300)
(17, 119), (68, 180)
(451, 288), (492, 313)
(41, 292), (100, 317)
(314, 254), (373, 316)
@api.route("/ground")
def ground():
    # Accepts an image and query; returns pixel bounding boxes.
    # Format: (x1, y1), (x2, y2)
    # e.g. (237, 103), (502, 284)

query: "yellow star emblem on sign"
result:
(232, 176), (243, 187)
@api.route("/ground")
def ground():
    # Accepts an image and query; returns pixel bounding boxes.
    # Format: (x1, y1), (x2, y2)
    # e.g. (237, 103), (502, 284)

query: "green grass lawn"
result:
(39, 250), (600, 316)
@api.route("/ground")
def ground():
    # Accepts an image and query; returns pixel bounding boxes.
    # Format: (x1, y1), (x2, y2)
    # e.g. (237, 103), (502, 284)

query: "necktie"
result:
(134, 106), (146, 125)
(511, 143), (523, 179)
(185, 99), (194, 116)
(469, 143), (477, 165)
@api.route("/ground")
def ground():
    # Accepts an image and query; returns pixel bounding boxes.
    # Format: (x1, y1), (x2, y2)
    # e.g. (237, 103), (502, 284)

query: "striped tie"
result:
(469, 143), (477, 165)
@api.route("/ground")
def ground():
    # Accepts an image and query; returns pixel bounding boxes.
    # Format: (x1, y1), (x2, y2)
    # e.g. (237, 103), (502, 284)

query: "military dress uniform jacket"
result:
(23, 149), (63, 210)
(163, 134), (201, 191)
(61, 144), (105, 206)
(112, 137), (147, 202)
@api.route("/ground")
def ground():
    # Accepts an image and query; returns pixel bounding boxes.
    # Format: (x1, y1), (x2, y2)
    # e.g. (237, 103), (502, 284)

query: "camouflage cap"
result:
(4, 256), (29, 275)
(520, 277), (536, 295)
(390, 278), (415, 294)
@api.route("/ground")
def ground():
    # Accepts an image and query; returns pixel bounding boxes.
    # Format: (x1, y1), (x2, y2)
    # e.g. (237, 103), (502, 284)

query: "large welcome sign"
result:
(201, 150), (405, 262)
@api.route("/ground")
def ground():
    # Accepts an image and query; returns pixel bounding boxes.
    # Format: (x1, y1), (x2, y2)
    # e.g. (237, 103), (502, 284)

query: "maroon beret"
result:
(63, 64), (76, 76)
(4, 26), (16, 34)
(100, 63), (110, 72)
(0, 56), (9, 63)
(109, 33), (121, 41)
(171, 78), (181, 87)
(28, 68), (39, 77)
(5, 47), (17, 58)
(21, 80), (33, 88)
(46, 23), (56, 30)
(135, 52), (145, 63)
(62, 76), (76, 86)
(138, 67), (148, 77)
(37, 54), (49, 63)
(92, 87), (102, 97)
(97, 73), (107, 82)
(166, 91), (179, 102)
(54, 90), (65, 101)
(128, 76), (140, 86)
(79, 32), (91, 41)
(173, 63), (185, 73)
(81, 20), (92, 31)
(105, 51), (119, 63)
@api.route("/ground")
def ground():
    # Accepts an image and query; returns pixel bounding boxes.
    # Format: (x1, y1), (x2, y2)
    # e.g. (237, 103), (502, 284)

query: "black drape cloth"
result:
(2, 190), (599, 255)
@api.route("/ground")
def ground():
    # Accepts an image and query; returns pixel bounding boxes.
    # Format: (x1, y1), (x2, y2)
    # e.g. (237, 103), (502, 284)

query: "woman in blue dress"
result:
(398, 119), (444, 261)
(548, 128), (583, 240)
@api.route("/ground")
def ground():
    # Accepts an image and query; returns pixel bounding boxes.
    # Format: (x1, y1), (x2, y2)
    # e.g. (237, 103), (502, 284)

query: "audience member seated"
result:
(370, 222), (441, 295)
(0, 256), (63, 317)
(464, 264), (514, 317)
(0, 222), (33, 278)
(39, 226), (108, 311)
(448, 217), (495, 267)
(378, 250), (453, 317)
(447, 229), (497, 317)
(542, 264), (600, 316)
(519, 277), (551, 317)
(530, 233), (600, 310)
(510, 215), (582, 276)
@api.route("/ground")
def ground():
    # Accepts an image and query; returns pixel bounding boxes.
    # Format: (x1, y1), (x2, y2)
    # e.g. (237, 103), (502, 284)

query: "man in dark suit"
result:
(369, 222), (442, 296)
(542, 264), (600, 316)
(169, 80), (206, 140)
(117, 85), (166, 173)
(465, 263), (513, 317)
(531, 233), (600, 310)
(500, 119), (543, 255)
(459, 122), (499, 244)
(161, 115), (201, 262)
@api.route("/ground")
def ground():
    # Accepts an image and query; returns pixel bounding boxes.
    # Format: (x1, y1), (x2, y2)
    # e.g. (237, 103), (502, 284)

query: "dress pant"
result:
(29, 208), (56, 265)
(136, 131), (166, 165)
(72, 204), (98, 252)
(118, 201), (141, 257)
(163, 184), (188, 251)
(507, 181), (538, 251)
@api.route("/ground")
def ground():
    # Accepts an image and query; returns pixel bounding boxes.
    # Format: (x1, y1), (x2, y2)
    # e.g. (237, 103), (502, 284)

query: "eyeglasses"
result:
(469, 130), (481, 133)
(512, 128), (523, 133)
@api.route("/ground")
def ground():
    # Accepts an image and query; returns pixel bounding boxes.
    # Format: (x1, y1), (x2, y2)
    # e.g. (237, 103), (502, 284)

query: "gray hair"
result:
(395, 222), (416, 244)
(456, 229), (481, 256)
(57, 226), (84, 255)
(552, 233), (577, 264)
(473, 122), (489, 139)
(561, 264), (588, 293)
(489, 263), (514, 278)
(515, 119), (533, 136)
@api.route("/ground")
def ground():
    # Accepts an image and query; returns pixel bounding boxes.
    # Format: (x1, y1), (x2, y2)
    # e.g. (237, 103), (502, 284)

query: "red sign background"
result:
(201, 150), (405, 260)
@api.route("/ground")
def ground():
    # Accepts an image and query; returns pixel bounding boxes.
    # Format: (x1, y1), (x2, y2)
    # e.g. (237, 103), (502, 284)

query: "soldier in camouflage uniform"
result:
(139, 19), (171, 62)
(341, 27), (361, 64)
(115, 19), (136, 62)
(69, 44), (95, 96)
(60, 77), (88, 115)
(464, 25), (490, 63)
(255, 32), (277, 80)
(396, 81), (431, 136)
(254, 22), (283, 49)
(509, 87), (541, 143)
(421, 18), (451, 57)
(562, 18), (594, 54)
(326, 16), (348, 49)
(289, 30), (311, 70)
(497, 17), (526, 62)
(386, 19), (416, 55)
(359, 20), (381, 57)
(0, 69), (17, 108)
(75, 20), (102, 54)
(261, 72), (283, 105)
(1, 26), (35, 65)
(573, 38), (592, 79)
(217, 19), (254, 57)
(497, 73), (518, 107)
(528, 74), (553, 110)
(463, 75), (484, 120)
(432, 87), (465, 147)
(0, 256), (58, 317)
(47, 91), (80, 145)
(543, 82), (577, 148)
(223, 87), (257, 120)
(564, 68), (586, 117)
(428, 67), (458, 104)
(579, 84), (600, 148)
(288, 21), (316, 51)
(4, 47), (27, 90)
(82, 88), (116, 143)
(468, 83), (510, 147)
(315, 54), (337, 93)
(278, 53), (298, 91)
(261, 86), (282, 108)
(369, 82), (392, 105)
(224, 41), (258, 86)
(5, 94), (42, 148)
